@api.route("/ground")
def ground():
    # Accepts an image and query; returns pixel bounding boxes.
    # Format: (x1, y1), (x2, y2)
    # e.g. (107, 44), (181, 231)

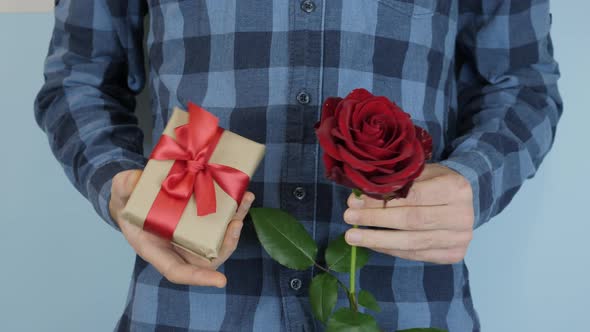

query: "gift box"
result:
(121, 103), (265, 260)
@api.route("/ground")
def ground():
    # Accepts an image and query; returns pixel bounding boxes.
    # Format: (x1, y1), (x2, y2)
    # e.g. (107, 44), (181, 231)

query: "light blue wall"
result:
(0, 14), (134, 332)
(461, 3), (590, 330)
(0, 4), (587, 331)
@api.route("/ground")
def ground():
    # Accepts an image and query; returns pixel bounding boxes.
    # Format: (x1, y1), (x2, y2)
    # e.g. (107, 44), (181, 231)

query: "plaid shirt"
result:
(35, 0), (562, 331)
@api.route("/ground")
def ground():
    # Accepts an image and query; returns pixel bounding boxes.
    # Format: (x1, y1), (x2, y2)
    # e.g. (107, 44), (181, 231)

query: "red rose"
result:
(314, 88), (432, 200)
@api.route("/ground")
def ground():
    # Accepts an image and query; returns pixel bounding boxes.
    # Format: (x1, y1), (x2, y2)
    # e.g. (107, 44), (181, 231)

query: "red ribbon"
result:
(143, 102), (251, 240)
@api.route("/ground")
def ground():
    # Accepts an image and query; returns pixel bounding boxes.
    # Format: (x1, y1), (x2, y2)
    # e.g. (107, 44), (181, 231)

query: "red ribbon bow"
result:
(143, 102), (250, 239)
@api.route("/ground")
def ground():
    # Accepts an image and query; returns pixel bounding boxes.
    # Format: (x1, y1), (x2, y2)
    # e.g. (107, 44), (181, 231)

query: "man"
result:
(35, 1), (561, 331)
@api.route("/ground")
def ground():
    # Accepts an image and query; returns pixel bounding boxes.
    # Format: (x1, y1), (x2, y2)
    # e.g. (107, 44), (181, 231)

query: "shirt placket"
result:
(279, 1), (324, 332)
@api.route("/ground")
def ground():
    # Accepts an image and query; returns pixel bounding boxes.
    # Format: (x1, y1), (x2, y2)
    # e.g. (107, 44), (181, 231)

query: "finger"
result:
(345, 164), (445, 208)
(137, 234), (227, 287)
(173, 244), (216, 268)
(414, 163), (450, 182)
(373, 247), (467, 265)
(212, 219), (244, 267)
(112, 170), (143, 203)
(125, 169), (143, 189)
(347, 175), (459, 209)
(232, 191), (255, 222)
(174, 218), (245, 269)
(345, 228), (471, 251)
(118, 216), (144, 240)
(110, 170), (144, 225)
(173, 196), (251, 268)
(162, 261), (227, 287)
(183, 193), (253, 268)
(343, 205), (471, 231)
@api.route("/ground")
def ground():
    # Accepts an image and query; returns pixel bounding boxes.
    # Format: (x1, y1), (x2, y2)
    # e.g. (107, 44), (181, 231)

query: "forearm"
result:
(34, 0), (148, 230)
(442, 0), (563, 228)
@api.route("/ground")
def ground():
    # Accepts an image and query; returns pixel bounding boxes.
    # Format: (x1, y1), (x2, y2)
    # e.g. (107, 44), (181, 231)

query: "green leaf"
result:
(309, 273), (338, 324)
(325, 234), (369, 272)
(352, 188), (364, 198)
(358, 290), (381, 313)
(249, 208), (318, 270)
(397, 329), (447, 332)
(326, 308), (380, 332)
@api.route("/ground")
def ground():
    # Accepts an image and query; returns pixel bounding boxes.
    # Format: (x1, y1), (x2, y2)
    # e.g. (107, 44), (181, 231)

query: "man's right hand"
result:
(108, 170), (255, 288)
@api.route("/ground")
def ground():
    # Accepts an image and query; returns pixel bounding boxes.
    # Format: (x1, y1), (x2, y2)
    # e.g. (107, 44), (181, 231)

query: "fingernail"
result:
(344, 209), (359, 224)
(349, 198), (364, 208)
(346, 230), (362, 244)
(233, 224), (243, 238)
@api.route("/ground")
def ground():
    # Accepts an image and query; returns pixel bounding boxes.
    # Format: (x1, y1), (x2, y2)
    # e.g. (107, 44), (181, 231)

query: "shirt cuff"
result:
(90, 158), (147, 232)
(439, 150), (494, 229)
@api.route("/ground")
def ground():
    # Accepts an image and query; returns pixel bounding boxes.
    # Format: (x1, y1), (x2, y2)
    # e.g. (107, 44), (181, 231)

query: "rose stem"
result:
(314, 262), (357, 310)
(350, 224), (358, 311)
(350, 189), (363, 312)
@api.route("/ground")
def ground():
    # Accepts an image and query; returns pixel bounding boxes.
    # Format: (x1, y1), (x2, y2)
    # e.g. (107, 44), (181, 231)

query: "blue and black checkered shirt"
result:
(35, 1), (562, 331)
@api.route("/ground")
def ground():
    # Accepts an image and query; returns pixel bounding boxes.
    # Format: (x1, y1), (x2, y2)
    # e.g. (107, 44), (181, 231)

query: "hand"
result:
(343, 164), (474, 264)
(109, 169), (255, 287)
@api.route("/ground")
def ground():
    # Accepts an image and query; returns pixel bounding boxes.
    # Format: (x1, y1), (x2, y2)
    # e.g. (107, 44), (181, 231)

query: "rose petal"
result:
(332, 128), (379, 161)
(326, 165), (357, 189)
(360, 121), (382, 136)
(355, 140), (398, 159)
(366, 96), (398, 111)
(350, 96), (407, 151)
(415, 125), (433, 160)
(320, 97), (342, 123)
(383, 119), (413, 152)
(355, 99), (390, 123)
(345, 88), (374, 101)
(341, 148), (402, 175)
(393, 182), (413, 199)
(322, 153), (341, 179)
(371, 141), (426, 184)
(314, 116), (342, 161)
(342, 164), (409, 196)
(383, 128), (407, 152)
(337, 99), (357, 143)
(337, 145), (397, 173)
(354, 128), (384, 146)
(354, 100), (382, 124)
(362, 99), (412, 151)
(352, 100), (371, 129)
(338, 149), (377, 172)
(364, 142), (414, 168)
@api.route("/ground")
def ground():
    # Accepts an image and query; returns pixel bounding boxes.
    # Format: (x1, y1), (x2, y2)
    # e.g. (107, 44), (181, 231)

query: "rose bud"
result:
(314, 88), (432, 201)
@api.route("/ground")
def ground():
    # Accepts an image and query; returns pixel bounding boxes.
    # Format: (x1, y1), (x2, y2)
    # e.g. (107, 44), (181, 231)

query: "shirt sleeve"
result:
(440, 1), (563, 229)
(34, 0), (149, 231)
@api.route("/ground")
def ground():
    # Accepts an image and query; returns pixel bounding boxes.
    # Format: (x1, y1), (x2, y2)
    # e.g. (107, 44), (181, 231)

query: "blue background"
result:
(0, 4), (587, 331)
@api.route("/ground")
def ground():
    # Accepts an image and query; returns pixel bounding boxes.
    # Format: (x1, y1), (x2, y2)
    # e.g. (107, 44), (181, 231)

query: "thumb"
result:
(124, 169), (142, 191)
(112, 169), (143, 202)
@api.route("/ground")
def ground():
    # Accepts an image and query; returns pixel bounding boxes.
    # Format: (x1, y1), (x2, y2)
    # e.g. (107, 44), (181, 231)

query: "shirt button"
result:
(293, 186), (306, 200)
(290, 278), (303, 291)
(296, 91), (311, 105)
(300, 0), (316, 13)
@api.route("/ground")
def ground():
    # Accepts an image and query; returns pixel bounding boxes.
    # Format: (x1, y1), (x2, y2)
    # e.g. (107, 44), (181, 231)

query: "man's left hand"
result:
(343, 164), (474, 264)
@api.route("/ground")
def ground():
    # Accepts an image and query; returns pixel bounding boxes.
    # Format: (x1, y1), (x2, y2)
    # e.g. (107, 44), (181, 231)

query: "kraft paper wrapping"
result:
(0, 0), (53, 13)
(121, 107), (265, 260)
